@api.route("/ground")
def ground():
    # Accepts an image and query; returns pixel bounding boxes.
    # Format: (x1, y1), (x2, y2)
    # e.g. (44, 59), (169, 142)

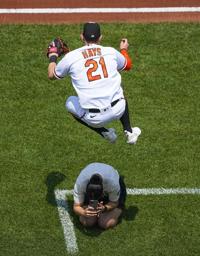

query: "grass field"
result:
(0, 23), (200, 256)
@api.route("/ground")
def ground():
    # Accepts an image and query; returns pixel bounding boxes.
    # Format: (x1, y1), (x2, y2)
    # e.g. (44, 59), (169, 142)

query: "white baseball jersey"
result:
(54, 44), (127, 109)
(73, 162), (120, 204)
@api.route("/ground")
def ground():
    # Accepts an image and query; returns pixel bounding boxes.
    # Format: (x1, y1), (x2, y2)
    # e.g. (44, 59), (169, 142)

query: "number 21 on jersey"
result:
(85, 57), (108, 82)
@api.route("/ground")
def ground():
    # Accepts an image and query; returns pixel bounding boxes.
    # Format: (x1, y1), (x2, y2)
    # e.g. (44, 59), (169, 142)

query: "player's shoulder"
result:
(101, 46), (122, 59)
(62, 47), (80, 59)
(85, 162), (113, 169)
(101, 45), (118, 53)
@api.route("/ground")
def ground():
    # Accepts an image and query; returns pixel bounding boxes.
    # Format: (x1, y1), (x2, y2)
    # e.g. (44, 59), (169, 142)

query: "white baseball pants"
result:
(66, 96), (126, 128)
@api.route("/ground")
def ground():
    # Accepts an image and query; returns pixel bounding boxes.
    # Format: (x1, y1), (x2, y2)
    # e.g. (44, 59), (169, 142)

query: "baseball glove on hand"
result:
(47, 38), (69, 58)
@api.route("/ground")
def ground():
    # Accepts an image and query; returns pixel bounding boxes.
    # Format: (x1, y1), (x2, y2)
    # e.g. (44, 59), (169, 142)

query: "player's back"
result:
(56, 44), (125, 109)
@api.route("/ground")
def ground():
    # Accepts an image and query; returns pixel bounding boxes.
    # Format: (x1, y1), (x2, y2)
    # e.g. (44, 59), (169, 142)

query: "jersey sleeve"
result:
(73, 183), (85, 204)
(108, 183), (121, 202)
(120, 49), (132, 70)
(115, 49), (132, 71)
(54, 55), (70, 79)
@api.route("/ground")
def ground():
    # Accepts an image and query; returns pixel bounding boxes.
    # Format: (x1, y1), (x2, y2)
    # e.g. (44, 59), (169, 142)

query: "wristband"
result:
(120, 49), (132, 70)
(120, 48), (128, 52)
(49, 55), (57, 63)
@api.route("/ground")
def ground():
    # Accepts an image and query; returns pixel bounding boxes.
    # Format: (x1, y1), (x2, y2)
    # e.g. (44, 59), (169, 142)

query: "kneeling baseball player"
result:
(47, 22), (141, 144)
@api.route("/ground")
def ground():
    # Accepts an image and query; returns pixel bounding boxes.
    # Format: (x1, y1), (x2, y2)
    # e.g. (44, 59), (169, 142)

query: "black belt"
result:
(88, 99), (120, 113)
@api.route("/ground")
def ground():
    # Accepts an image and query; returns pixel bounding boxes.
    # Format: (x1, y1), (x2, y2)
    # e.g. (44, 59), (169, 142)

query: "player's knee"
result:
(65, 96), (78, 113)
(65, 96), (85, 119)
(98, 217), (117, 230)
(80, 216), (97, 227)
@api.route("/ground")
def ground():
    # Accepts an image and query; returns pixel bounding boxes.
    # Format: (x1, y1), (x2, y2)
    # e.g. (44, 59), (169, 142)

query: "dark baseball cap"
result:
(83, 22), (101, 41)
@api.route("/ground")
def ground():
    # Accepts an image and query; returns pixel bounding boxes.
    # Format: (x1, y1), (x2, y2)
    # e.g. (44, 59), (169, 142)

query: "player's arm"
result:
(98, 185), (120, 213)
(48, 53), (69, 80)
(47, 38), (69, 80)
(48, 53), (58, 80)
(119, 38), (132, 71)
(73, 184), (98, 217)
(73, 202), (86, 216)
(73, 184), (85, 216)
(98, 201), (118, 212)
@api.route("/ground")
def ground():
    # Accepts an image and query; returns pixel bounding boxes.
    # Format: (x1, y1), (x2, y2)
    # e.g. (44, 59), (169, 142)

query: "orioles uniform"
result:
(48, 22), (141, 144)
(54, 44), (130, 128)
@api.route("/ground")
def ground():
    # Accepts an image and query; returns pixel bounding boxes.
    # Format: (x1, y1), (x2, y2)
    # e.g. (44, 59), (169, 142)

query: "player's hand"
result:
(47, 38), (69, 58)
(120, 38), (129, 50)
(97, 202), (104, 210)
(96, 202), (106, 215)
(84, 207), (99, 217)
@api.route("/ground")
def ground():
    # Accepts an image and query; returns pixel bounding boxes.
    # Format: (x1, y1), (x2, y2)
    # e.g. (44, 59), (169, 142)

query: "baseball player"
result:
(47, 22), (141, 144)
(73, 162), (127, 229)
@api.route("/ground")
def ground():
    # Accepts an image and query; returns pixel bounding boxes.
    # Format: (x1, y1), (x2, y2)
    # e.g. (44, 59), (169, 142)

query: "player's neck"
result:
(85, 40), (99, 46)
(86, 43), (98, 47)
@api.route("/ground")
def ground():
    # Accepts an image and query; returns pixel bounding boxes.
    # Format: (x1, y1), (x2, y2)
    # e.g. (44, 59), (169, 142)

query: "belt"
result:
(88, 99), (120, 113)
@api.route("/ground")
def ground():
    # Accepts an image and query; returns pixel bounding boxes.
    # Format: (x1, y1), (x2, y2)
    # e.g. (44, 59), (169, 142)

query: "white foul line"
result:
(55, 187), (200, 254)
(1, 7), (200, 14)
(126, 188), (200, 195)
(58, 188), (200, 196)
(54, 189), (78, 255)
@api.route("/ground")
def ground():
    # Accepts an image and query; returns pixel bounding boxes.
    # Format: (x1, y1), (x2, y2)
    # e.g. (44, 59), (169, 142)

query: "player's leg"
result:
(97, 208), (122, 229)
(78, 198), (98, 227)
(97, 175), (127, 229)
(111, 98), (141, 144)
(66, 96), (117, 143)
(72, 115), (108, 136)
(119, 100), (141, 144)
(79, 215), (98, 227)
(119, 99), (132, 132)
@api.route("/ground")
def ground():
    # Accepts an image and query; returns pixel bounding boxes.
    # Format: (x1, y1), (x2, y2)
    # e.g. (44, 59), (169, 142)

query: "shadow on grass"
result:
(45, 171), (66, 206)
(123, 205), (139, 221)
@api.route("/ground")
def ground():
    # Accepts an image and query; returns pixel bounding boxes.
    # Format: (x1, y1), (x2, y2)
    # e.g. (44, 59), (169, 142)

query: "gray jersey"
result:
(73, 162), (120, 204)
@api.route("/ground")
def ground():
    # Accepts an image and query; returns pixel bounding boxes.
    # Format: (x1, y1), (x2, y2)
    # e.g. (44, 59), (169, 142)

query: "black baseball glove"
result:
(47, 38), (69, 57)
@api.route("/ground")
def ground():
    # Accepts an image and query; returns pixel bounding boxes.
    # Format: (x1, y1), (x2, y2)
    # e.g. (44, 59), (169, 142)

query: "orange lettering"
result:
(85, 59), (101, 81)
(92, 48), (97, 56)
(82, 50), (88, 59)
(85, 57), (108, 82)
(97, 48), (102, 56)
(87, 49), (94, 57)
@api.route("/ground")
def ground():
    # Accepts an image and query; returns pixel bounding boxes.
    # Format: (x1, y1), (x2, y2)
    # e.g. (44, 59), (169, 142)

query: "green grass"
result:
(0, 23), (200, 256)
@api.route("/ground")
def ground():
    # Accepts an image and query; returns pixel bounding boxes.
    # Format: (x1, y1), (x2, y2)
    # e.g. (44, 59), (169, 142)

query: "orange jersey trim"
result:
(120, 49), (132, 70)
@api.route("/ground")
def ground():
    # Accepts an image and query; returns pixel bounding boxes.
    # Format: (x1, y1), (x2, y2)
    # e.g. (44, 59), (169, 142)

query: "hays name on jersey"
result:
(82, 48), (102, 59)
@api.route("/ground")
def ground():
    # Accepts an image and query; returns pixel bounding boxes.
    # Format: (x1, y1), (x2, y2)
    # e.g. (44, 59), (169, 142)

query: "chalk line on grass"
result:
(57, 188), (200, 196)
(55, 187), (200, 254)
(1, 7), (200, 14)
(54, 189), (78, 254)
(127, 188), (200, 195)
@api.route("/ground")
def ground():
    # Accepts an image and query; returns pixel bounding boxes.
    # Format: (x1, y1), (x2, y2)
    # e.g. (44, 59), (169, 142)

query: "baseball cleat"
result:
(102, 128), (117, 143)
(125, 127), (141, 144)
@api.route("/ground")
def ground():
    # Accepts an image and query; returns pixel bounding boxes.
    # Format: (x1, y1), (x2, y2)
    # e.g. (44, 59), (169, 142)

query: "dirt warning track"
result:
(0, 0), (200, 24)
